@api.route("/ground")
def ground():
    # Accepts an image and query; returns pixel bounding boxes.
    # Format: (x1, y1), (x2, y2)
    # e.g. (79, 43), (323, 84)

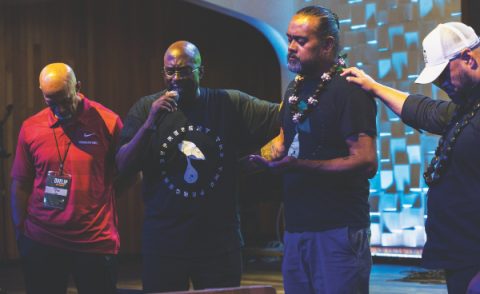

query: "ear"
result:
(322, 36), (335, 52)
(75, 81), (82, 92)
(460, 48), (477, 69)
(198, 66), (205, 79)
(468, 50), (478, 70)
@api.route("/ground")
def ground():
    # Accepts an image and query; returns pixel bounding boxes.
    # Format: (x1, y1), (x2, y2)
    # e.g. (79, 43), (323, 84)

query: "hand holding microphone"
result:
(145, 88), (180, 129)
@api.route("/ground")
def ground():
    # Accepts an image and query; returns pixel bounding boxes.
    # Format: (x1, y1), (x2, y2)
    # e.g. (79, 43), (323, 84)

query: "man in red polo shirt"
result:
(10, 63), (123, 294)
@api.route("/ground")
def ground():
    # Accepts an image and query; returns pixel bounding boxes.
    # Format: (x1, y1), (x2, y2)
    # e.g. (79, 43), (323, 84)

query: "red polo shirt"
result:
(11, 94), (123, 254)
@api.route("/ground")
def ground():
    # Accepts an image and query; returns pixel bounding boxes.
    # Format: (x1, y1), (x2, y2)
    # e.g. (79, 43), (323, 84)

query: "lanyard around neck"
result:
(52, 128), (72, 175)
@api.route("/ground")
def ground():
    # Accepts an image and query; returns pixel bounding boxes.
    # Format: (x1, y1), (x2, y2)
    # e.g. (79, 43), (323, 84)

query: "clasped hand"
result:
(248, 154), (296, 173)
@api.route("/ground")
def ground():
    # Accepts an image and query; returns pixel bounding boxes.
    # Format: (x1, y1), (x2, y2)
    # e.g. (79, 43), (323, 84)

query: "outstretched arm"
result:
(250, 133), (377, 178)
(341, 67), (409, 116)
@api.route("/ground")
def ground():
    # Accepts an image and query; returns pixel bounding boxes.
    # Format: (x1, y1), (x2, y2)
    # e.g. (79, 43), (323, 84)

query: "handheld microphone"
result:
(152, 86), (180, 128)
(167, 84), (181, 104)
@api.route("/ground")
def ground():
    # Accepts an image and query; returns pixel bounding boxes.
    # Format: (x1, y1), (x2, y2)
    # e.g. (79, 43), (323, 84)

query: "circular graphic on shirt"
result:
(158, 125), (224, 199)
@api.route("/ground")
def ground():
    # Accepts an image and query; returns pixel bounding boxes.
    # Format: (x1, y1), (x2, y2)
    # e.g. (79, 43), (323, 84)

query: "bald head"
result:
(163, 41), (203, 103)
(164, 41), (202, 68)
(39, 63), (81, 123)
(39, 63), (77, 95)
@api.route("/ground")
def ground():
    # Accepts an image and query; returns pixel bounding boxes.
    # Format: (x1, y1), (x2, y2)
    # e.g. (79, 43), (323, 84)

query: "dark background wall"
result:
(0, 0), (282, 260)
(462, 0), (480, 32)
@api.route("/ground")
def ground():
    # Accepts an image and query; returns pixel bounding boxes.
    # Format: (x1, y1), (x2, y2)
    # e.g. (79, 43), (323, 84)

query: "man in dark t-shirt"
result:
(343, 22), (480, 293)
(250, 6), (377, 294)
(116, 41), (279, 292)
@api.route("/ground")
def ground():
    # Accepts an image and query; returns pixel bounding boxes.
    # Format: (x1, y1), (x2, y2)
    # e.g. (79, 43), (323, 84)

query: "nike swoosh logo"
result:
(83, 132), (96, 137)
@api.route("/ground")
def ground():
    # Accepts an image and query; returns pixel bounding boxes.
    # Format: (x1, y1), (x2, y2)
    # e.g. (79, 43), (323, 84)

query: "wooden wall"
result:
(0, 0), (281, 260)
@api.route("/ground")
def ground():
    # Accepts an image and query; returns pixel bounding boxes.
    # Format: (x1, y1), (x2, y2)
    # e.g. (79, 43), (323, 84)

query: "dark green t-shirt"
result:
(120, 88), (279, 257)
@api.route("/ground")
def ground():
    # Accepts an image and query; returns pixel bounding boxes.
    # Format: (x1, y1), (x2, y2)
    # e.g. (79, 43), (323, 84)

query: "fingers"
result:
(340, 67), (354, 76)
(341, 67), (364, 78)
(248, 155), (294, 174)
(165, 90), (179, 100)
(345, 76), (360, 83)
(154, 94), (177, 112)
(248, 155), (269, 167)
(341, 67), (359, 76)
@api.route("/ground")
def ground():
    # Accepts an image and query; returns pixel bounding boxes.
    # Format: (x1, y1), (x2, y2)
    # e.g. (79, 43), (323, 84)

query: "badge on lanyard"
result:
(288, 132), (300, 158)
(44, 171), (72, 210)
(43, 127), (72, 210)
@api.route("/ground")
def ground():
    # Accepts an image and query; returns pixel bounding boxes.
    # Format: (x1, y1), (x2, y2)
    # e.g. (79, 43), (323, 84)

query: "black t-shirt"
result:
(281, 75), (377, 232)
(120, 88), (279, 257)
(402, 94), (480, 270)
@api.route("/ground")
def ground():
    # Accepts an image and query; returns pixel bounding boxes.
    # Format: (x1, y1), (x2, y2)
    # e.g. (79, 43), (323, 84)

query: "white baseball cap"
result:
(415, 22), (480, 84)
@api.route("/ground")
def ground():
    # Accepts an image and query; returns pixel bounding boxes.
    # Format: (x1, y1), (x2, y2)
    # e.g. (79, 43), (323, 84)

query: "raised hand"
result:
(341, 67), (378, 93)
(145, 90), (179, 127)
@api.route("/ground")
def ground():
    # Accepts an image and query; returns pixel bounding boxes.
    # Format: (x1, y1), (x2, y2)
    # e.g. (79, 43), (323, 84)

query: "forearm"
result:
(115, 121), (155, 173)
(295, 133), (377, 177)
(10, 180), (32, 234)
(294, 154), (377, 178)
(401, 95), (456, 134)
(371, 82), (409, 116)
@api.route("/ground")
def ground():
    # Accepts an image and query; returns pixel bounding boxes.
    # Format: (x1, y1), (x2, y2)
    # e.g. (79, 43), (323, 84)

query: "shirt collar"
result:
(48, 93), (91, 128)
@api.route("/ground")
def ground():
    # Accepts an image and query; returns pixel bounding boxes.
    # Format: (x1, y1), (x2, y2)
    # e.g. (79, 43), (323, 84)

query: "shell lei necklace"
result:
(288, 55), (347, 124)
(423, 100), (480, 186)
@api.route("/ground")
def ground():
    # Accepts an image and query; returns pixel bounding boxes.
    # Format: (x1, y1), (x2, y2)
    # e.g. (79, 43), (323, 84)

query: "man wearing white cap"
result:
(342, 22), (480, 293)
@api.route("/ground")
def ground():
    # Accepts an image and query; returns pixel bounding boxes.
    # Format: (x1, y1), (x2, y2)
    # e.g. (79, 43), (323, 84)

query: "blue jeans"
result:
(282, 227), (371, 294)
(142, 249), (242, 293)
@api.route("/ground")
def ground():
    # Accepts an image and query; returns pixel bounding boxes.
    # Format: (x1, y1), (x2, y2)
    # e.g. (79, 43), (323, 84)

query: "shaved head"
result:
(163, 41), (203, 103)
(164, 41), (201, 67)
(39, 63), (81, 123)
(39, 63), (77, 95)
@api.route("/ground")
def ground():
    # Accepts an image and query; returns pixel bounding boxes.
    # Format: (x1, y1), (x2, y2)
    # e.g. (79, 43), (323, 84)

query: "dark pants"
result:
(282, 227), (372, 294)
(142, 249), (242, 293)
(445, 266), (480, 294)
(17, 234), (117, 294)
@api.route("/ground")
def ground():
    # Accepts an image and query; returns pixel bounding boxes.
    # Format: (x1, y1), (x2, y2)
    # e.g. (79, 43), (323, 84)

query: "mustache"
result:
(288, 53), (298, 60)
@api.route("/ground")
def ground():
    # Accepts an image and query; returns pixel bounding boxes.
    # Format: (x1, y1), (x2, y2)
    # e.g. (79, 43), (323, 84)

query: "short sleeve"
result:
(338, 79), (377, 138)
(119, 95), (156, 146)
(226, 90), (281, 151)
(11, 124), (35, 182)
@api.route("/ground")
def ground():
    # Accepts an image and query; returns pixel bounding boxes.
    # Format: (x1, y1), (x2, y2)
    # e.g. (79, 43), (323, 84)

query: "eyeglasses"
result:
(163, 66), (200, 78)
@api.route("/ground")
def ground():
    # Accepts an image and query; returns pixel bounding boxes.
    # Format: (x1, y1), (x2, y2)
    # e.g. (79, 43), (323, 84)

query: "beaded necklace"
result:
(424, 100), (480, 186)
(288, 55), (347, 123)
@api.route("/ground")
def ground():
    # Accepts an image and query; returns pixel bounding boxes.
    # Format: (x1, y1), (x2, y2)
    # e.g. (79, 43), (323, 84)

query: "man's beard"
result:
(445, 76), (475, 105)
(287, 56), (302, 74)
(287, 53), (322, 76)
(449, 88), (475, 105)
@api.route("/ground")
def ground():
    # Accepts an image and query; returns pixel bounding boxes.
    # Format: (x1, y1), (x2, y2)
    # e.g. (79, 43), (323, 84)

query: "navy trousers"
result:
(17, 234), (117, 294)
(142, 248), (242, 293)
